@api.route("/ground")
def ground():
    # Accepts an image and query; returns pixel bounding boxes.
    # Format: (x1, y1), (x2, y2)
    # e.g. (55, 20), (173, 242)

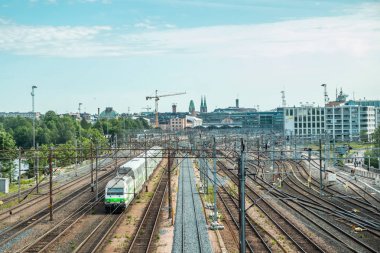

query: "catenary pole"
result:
(49, 147), (53, 221)
(239, 138), (246, 253)
(212, 136), (218, 223)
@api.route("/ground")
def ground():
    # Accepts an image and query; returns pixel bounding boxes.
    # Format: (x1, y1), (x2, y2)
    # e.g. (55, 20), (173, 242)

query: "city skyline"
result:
(1, 0), (380, 114)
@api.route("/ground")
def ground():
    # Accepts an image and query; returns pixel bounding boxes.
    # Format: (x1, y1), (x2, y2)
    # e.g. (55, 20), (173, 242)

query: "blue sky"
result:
(1, 0), (380, 114)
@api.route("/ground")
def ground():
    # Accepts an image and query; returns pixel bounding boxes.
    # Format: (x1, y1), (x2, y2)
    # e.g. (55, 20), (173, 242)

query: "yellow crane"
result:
(146, 90), (186, 128)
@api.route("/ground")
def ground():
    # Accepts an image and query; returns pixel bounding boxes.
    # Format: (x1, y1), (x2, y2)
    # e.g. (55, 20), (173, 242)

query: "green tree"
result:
(360, 130), (368, 142)
(55, 142), (76, 167)
(372, 126), (380, 157)
(0, 129), (18, 182)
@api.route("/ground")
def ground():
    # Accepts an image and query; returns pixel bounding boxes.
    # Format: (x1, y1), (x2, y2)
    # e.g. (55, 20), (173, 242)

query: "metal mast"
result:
(31, 85), (37, 149)
(281, 90), (286, 107)
(321, 83), (329, 105)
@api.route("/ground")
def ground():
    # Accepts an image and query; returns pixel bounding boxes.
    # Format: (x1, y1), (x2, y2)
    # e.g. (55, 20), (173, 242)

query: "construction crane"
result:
(141, 106), (152, 112)
(146, 90), (186, 128)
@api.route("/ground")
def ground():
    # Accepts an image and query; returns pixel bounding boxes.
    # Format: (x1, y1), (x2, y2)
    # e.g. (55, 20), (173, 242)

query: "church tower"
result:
(204, 96), (207, 113)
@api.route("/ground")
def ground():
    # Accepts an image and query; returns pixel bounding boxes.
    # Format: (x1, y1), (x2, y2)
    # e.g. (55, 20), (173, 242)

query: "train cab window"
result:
(118, 167), (131, 175)
(107, 188), (124, 195)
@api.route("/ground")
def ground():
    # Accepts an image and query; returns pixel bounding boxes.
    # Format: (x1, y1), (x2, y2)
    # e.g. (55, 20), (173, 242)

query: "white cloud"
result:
(0, 18), (11, 25)
(0, 24), (114, 57)
(134, 19), (156, 30)
(123, 6), (380, 58)
(0, 3), (379, 58)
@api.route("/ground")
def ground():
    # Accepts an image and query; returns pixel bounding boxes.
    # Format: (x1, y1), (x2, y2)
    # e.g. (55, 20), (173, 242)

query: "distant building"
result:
(186, 115), (203, 128)
(200, 96), (208, 113)
(283, 91), (379, 141)
(0, 112), (41, 120)
(283, 106), (325, 137)
(325, 105), (376, 141)
(169, 115), (203, 131)
(99, 107), (118, 120)
(170, 117), (186, 131)
(198, 98), (283, 130)
(188, 100), (196, 116)
(81, 112), (92, 122)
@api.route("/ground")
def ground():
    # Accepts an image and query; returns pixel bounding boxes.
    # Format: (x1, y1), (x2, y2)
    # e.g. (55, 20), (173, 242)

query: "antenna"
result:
(321, 84), (329, 105)
(281, 90), (286, 107)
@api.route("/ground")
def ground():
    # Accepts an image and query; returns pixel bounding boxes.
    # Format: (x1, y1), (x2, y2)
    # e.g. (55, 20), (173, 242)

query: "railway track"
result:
(127, 168), (168, 253)
(217, 183), (272, 252)
(0, 164), (118, 251)
(73, 156), (168, 253)
(172, 157), (212, 253)
(335, 173), (380, 207)
(0, 152), (128, 223)
(0, 150), (129, 206)
(282, 165), (380, 231)
(19, 194), (107, 253)
(72, 205), (124, 253)
(0, 181), (49, 204)
(0, 165), (110, 224)
(247, 164), (380, 253)
(304, 155), (380, 207)
(288, 161), (380, 221)
(218, 160), (324, 253)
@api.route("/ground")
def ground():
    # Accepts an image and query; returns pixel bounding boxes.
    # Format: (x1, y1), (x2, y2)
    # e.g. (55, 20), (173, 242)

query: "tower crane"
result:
(146, 90), (186, 128)
(141, 106), (152, 112)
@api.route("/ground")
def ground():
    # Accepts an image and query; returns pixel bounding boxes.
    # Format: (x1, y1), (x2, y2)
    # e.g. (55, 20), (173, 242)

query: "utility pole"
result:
(95, 145), (99, 201)
(49, 147), (53, 221)
(238, 139), (246, 253)
(31, 85), (37, 191)
(203, 141), (208, 193)
(294, 134), (297, 160)
(145, 134), (148, 192)
(168, 149), (173, 224)
(271, 136), (275, 182)
(90, 142), (94, 192)
(78, 102), (82, 164)
(212, 136), (218, 223)
(75, 139), (78, 177)
(319, 139), (323, 196)
(18, 148), (21, 202)
(36, 143), (39, 193)
(115, 134), (118, 170)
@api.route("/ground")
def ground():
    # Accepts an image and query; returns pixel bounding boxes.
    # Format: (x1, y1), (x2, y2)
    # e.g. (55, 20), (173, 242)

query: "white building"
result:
(283, 105), (377, 141)
(186, 115), (203, 128)
(169, 115), (202, 131)
(0, 112), (40, 120)
(284, 106), (325, 137)
(325, 105), (376, 141)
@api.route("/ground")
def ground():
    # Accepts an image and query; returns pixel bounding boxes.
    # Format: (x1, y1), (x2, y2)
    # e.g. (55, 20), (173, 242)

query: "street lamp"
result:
(31, 85), (38, 192)
(31, 86), (37, 149)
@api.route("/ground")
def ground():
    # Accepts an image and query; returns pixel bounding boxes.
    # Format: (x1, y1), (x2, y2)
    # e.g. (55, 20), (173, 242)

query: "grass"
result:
(125, 215), (132, 225)
(347, 142), (374, 149)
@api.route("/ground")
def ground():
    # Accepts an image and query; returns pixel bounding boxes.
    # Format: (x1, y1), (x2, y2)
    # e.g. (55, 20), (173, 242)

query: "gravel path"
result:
(173, 157), (212, 253)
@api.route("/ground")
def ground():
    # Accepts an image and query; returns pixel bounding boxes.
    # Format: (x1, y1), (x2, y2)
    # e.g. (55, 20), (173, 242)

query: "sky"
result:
(0, 0), (380, 114)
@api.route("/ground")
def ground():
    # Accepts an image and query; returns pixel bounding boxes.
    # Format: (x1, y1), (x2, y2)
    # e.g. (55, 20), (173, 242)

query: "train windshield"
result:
(107, 187), (124, 195)
(118, 167), (130, 175)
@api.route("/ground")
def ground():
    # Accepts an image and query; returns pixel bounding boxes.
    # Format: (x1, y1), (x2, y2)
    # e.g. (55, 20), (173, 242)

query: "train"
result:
(104, 146), (163, 212)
